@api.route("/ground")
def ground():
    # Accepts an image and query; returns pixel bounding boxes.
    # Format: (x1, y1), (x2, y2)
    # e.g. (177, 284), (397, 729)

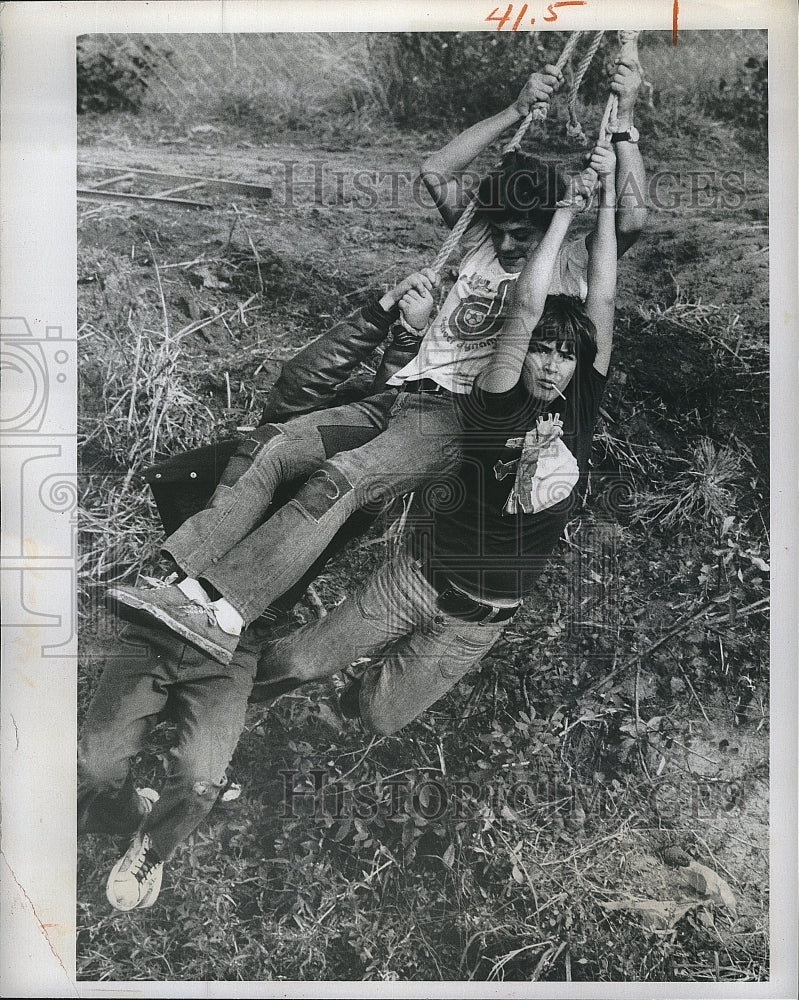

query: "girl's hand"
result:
(560, 143), (617, 209)
(587, 142), (616, 184)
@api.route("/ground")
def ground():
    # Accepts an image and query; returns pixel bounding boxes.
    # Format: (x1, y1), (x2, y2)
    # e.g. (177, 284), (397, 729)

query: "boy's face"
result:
(489, 219), (547, 272)
(522, 340), (577, 402)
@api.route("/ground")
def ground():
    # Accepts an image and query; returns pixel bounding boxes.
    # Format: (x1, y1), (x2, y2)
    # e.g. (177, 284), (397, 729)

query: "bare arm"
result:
(585, 148), (618, 375)
(420, 66), (564, 230)
(612, 57), (648, 256)
(583, 55), (648, 260)
(476, 205), (577, 395)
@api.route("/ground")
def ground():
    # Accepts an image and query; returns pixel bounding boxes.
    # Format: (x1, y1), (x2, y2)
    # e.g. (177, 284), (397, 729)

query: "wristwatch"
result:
(610, 126), (639, 144)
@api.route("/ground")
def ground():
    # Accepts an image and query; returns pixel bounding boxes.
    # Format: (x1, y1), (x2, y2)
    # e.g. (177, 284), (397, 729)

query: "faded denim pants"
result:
(257, 550), (508, 735)
(163, 390), (462, 625)
(78, 621), (258, 859)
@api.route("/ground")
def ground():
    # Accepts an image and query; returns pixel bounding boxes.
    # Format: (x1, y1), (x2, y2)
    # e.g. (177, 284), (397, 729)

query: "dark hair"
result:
(475, 151), (567, 228)
(529, 295), (598, 371)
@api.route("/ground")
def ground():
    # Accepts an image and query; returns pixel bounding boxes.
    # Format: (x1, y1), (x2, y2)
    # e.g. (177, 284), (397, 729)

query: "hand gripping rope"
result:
(429, 30), (642, 274)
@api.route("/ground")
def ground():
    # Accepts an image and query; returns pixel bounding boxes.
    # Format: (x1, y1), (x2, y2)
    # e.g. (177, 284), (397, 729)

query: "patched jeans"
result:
(257, 550), (508, 735)
(163, 390), (462, 624)
(78, 621), (258, 859)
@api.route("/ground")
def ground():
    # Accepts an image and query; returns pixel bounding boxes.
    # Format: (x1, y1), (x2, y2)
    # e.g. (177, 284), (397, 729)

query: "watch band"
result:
(610, 126), (639, 144)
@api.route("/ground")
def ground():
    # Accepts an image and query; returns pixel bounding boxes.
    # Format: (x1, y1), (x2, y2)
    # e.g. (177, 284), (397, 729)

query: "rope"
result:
(501, 30), (584, 155)
(430, 30), (584, 275)
(433, 30), (642, 258)
(566, 30), (605, 144)
(555, 90), (618, 211)
(558, 30), (644, 209)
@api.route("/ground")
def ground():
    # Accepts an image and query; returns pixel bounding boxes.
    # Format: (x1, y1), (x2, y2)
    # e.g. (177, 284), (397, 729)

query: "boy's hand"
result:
(514, 65), (565, 116)
(383, 268), (438, 309)
(609, 58), (642, 122)
(398, 285), (435, 331)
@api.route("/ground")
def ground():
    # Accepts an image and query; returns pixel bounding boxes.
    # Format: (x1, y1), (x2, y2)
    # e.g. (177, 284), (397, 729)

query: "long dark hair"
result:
(475, 151), (567, 229)
(530, 295), (598, 376)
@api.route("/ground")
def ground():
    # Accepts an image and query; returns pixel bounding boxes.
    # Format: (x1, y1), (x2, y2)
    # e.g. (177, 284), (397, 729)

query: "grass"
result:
(634, 437), (743, 529)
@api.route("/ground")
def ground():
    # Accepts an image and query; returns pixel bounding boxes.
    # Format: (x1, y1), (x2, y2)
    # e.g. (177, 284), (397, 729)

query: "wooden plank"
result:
(77, 188), (212, 209)
(153, 181), (208, 198)
(78, 162), (272, 199)
(88, 172), (136, 189)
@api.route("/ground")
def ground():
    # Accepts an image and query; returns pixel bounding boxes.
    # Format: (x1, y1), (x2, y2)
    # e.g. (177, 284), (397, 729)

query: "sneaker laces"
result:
(131, 837), (161, 882)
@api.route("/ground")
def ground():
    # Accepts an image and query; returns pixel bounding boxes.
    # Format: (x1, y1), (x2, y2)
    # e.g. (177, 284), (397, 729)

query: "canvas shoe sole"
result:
(108, 584), (239, 665)
(106, 831), (164, 911)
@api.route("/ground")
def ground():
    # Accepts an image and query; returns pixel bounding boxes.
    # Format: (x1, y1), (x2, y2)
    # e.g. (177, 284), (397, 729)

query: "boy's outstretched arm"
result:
(476, 196), (580, 395)
(610, 56), (648, 257)
(420, 66), (564, 230)
(585, 144), (618, 375)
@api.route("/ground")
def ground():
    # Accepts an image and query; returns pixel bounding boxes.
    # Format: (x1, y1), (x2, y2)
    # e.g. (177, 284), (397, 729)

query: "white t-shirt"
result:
(389, 220), (589, 393)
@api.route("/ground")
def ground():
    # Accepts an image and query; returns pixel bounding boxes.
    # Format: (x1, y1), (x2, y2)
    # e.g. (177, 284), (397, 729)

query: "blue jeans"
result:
(257, 550), (507, 735)
(78, 622), (258, 858)
(164, 390), (462, 624)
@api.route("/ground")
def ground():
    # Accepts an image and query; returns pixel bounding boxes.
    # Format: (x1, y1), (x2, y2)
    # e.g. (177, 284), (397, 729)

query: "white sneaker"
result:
(106, 831), (164, 911)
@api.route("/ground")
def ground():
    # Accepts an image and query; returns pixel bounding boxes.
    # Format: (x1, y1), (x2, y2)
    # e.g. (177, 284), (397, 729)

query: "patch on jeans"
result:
(318, 424), (379, 459)
(293, 465), (354, 522)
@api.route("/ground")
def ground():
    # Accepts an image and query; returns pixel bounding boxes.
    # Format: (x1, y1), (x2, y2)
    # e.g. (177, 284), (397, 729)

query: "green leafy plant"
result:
(703, 56), (768, 138)
(77, 37), (166, 113)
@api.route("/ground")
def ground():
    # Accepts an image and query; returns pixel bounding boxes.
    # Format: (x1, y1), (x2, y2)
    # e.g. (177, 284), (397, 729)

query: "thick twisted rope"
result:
(430, 30), (584, 275)
(558, 30), (643, 209)
(555, 88), (618, 210)
(501, 30), (584, 155)
(566, 30), (605, 143)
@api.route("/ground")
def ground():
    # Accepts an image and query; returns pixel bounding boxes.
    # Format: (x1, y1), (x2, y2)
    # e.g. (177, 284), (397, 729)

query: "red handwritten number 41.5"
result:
(486, 1), (586, 30)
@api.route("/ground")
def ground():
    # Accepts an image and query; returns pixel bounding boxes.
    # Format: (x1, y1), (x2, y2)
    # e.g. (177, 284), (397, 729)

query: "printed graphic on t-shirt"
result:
(494, 432), (579, 515)
(444, 275), (515, 343)
(388, 224), (589, 392)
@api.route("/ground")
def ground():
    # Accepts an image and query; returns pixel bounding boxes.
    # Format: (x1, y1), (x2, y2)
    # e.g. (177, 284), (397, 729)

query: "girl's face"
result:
(522, 340), (577, 401)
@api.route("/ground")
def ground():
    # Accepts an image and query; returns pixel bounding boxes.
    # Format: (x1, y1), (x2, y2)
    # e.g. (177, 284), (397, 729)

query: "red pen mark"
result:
(673, 0), (679, 45)
(544, 1), (586, 23)
(486, 2), (584, 31)
(486, 3), (513, 30)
